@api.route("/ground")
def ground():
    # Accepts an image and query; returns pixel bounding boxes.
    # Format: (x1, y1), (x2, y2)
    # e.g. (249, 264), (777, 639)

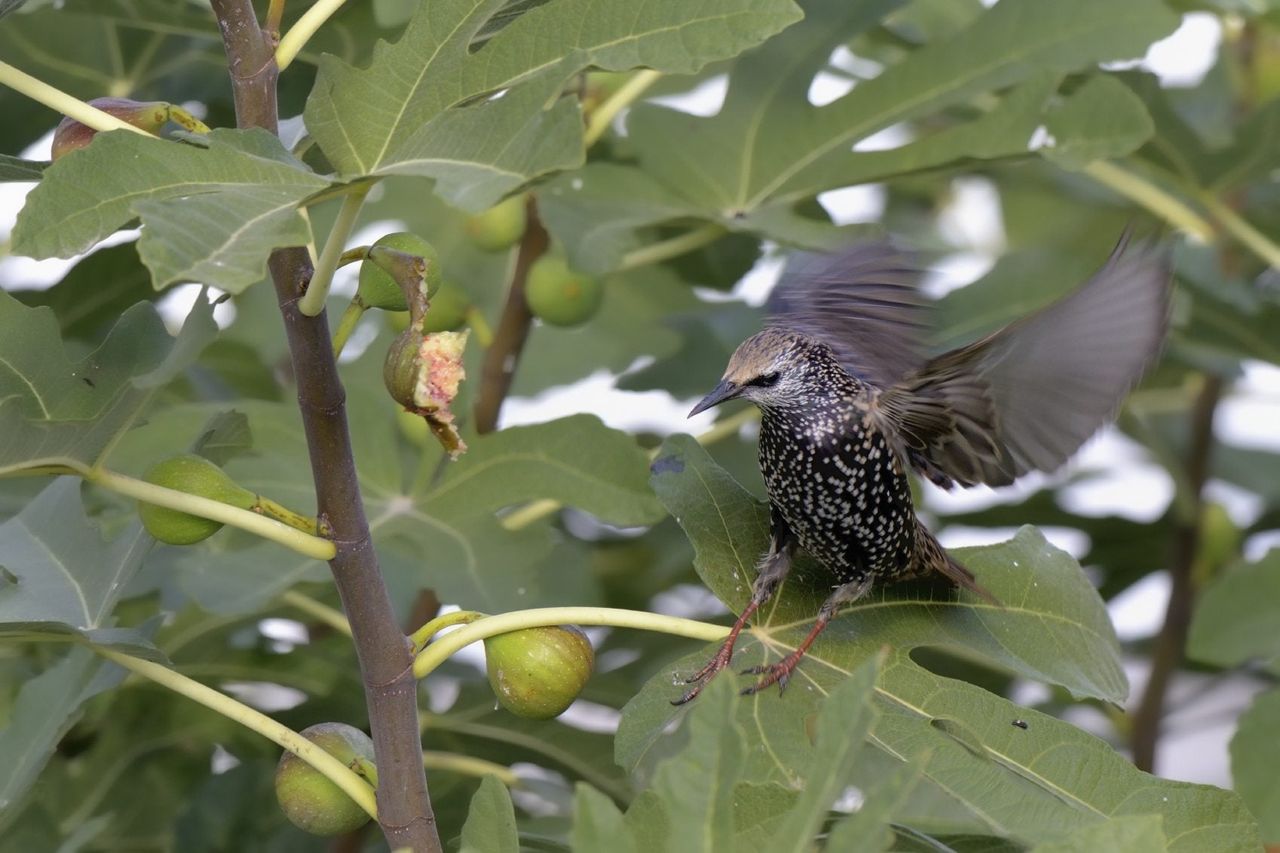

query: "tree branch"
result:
(1129, 374), (1222, 772)
(208, 1), (440, 848)
(473, 196), (549, 434)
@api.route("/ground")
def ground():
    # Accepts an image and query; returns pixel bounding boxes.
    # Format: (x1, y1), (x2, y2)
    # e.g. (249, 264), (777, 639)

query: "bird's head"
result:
(689, 328), (820, 416)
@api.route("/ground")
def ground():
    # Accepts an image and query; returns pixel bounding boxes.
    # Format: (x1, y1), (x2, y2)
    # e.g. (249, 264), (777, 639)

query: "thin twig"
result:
(473, 196), (549, 433)
(1129, 374), (1222, 772)
(208, 2), (440, 849)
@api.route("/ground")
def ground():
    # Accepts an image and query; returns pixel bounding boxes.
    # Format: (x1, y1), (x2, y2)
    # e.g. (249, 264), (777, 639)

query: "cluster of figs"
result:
(54, 99), (599, 836)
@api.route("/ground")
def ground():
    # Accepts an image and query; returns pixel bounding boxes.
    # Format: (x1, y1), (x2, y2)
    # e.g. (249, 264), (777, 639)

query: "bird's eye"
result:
(747, 372), (780, 389)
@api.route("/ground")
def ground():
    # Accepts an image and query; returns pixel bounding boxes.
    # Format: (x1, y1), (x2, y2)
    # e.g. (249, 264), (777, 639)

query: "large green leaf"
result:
(11, 243), (155, 341)
(1229, 688), (1280, 844)
(1030, 815), (1168, 852)
(459, 775), (519, 853)
(759, 659), (878, 853)
(11, 129), (329, 293)
(626, 0), (1177, 217)
(618, 436), (1259, 851)
(1187, 552), (1280, 675)
(1041, 75), (1155, 169)
(425, 414), (664, 525)
(0, 478), (159, 655)
(304, 0), (801, 208)
(0, 291), (217, 477)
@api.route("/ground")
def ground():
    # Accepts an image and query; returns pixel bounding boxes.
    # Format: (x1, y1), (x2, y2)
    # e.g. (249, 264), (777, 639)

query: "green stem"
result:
(331, 299), (367, 359)
(1197, 191), (1280, 270)
(413, 607), (727, 679)
(276, 0), (348, 71)
(423, 751), (518, 786)
(501, 407), (758, 531)
(88, 468), (335, 560)
(280, 589), (353, 636)
(301, 183), (372, 317)
(584, 69), (662, 147)
(619, 224), (726, 271)
(0, 60), (154, 136)
(1081, 161), (1214, 242)
(254, 494), (322, 535)
(97, 648), (377, 819)
(409, 610), (485, 653)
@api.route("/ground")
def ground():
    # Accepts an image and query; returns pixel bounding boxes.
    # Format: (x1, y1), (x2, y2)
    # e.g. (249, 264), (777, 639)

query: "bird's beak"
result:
(688, 378), (741, 417)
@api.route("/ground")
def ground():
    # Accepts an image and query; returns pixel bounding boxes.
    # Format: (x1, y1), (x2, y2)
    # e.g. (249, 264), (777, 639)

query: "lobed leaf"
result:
(11, 129), (328, 293)
(0, 291), (217, 477)
(305, 0), (802, 207)
(621, 436), (1260, 850)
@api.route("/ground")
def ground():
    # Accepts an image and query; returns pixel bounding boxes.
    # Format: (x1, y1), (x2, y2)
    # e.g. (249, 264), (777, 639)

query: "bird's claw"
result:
(671, 644), (737, 705)
(739, 659), (797, 696)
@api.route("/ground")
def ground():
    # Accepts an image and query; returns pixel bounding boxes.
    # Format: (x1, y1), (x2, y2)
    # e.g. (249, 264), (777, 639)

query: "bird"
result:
(675, 232), (1170, 704)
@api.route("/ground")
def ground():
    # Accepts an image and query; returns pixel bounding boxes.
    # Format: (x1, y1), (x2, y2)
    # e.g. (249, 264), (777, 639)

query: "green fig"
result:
(137, 454), (255, 545)
(274, 723), (376, 837)
(484, 625), (594, 719)
(357, 232), (442, 312)
(525, 254), (602, 327)
(422, 281), (471, 333)
(463, 196), (527, 252)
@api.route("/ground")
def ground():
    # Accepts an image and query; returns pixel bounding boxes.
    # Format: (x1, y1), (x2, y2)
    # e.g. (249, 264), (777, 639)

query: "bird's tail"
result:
(914, 523), (1002, 606)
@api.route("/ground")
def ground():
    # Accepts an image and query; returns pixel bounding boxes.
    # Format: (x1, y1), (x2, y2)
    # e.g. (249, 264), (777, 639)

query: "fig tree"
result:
(525, 255), (602, 327)
(274, 723), (376, 837)
(484, 625), (594, 719)
(463, 196), (526, 251)
(137, 454), (255, 545)
(357, 232), (442, 312)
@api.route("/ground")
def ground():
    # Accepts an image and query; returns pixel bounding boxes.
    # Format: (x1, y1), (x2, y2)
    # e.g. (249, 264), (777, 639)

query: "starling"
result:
(676, 233), (1170, 703)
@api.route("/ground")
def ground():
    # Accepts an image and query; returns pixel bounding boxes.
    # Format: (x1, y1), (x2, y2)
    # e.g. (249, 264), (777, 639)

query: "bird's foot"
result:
(671, 639), (738, 705)
(740, 651), (805, 696)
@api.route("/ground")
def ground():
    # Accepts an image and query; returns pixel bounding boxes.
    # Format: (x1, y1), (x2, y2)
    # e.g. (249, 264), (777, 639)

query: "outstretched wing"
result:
(766, 242), (929, 387)
(874, 233), (1171, 488)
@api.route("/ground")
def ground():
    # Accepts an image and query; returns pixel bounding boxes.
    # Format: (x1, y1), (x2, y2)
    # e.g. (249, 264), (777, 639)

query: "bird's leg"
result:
(672, 517), (795, 706)
(741, 576), (872, 696)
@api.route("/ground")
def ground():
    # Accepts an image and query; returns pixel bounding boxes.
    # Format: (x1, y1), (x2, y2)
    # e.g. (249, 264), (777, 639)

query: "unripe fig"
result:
(357, 232), (442, 312)
(50, 97), (208, 160)
(137, 454), (255, 545)
(274, 723), (376, 837)
(1195, 502), (1241, 580)
(422, 281), (471, 333)
(463, 196), (527, 252)
(525, 255), (602, 327)
(484, 625), (594, 719)
(384, 327), (470, 458)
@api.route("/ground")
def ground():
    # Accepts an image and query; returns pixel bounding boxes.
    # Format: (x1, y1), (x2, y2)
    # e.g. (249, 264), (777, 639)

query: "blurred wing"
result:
(766, 243), (928, 387)
(875, 233), (1171, 488)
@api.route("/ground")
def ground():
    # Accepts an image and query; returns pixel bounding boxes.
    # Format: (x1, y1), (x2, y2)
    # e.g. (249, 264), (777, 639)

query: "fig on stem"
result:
(51, 97), (209, 160)
(525, 254), (603, 327)
(357, 232), (442, 312)
(137, 454), (255, 545)
(463, 196), (527, 251)
(484, 625), (594, 719)
(274, 723), (376, 837)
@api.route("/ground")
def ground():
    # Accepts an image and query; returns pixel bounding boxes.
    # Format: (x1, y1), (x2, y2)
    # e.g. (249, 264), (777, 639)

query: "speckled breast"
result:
(758, 401), (917, 585)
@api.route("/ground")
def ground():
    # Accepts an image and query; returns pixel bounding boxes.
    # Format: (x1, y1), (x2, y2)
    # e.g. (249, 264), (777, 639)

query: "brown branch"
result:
(208, 2), (440, 849)
(473, 196), (549, 434)
(1130, 374), (1222, 772)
